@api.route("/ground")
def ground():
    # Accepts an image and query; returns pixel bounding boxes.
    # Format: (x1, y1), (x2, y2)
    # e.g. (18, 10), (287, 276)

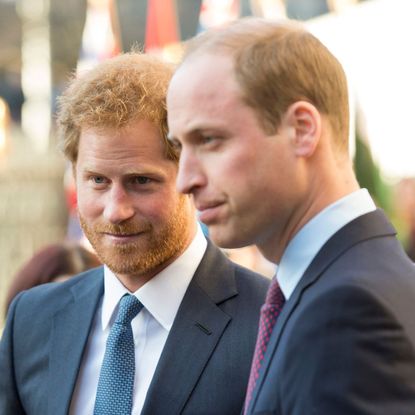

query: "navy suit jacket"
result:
(247, 210), (415, 414)
(0, 242), (269, 415)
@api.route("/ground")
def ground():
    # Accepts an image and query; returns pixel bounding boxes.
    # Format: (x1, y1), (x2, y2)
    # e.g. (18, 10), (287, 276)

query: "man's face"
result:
(167, 53), (298, 258)
(75, 118), (195, 280)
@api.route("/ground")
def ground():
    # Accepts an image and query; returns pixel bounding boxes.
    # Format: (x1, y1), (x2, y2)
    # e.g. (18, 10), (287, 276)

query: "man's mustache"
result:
(91, 222), (152, 235)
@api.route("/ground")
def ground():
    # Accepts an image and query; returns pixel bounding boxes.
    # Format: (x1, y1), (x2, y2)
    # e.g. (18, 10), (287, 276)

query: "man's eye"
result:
(133, 176), (151, 184)
(202, 135), (218, 145)
(92, 176), (106, 184)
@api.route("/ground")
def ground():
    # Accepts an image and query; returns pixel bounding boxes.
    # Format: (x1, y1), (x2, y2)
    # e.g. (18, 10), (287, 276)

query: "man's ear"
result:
(283, 101), (321, 157)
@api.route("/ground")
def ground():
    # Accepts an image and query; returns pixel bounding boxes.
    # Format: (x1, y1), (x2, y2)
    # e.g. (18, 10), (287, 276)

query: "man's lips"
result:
(102, 232), (144, 244)
(196, 202), (225, 224)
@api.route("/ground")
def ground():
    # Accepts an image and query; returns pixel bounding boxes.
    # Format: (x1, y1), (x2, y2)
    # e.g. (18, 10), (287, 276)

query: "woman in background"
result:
(5, 242), (100, 313)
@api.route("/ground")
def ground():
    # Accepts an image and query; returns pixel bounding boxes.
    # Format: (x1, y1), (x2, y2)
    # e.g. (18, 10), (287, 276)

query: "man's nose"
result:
(176, 149), (206, 195)
(103, 185), (135, 224)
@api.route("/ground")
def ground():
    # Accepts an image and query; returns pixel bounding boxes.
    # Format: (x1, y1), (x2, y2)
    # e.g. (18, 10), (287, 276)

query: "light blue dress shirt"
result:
(277, 189), (377, 300)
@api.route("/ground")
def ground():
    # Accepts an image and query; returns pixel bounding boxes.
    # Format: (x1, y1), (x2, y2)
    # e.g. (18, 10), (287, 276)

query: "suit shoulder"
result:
(8, 266), (103, 317)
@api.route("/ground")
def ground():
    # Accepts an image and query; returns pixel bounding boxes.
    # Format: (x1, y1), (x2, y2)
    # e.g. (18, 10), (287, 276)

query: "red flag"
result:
(145, 0), (179, 51)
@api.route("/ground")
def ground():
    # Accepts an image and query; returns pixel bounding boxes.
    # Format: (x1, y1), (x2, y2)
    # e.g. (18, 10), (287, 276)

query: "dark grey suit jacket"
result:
(0, 242), (269, 415)
(247, 210), (415, 415)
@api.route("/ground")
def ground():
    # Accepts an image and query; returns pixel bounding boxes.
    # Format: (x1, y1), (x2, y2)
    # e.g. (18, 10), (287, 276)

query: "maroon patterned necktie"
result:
(244, 276), (285, 414)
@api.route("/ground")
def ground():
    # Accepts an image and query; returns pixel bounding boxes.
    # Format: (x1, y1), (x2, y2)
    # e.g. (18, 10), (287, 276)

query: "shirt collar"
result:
(277, 189), (376, 300)
(101, 224), (207, 331)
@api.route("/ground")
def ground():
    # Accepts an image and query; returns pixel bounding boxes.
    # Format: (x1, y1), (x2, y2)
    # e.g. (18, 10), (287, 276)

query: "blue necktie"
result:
(94, 294), (143, 415)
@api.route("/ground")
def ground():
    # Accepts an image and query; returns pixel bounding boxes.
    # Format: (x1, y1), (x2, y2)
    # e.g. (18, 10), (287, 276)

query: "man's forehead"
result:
(173, 53), (233, 86)
(169, 56), (239, 106)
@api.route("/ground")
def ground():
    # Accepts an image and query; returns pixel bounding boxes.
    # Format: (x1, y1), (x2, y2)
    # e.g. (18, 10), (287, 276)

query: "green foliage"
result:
(353, 131), (392, 214)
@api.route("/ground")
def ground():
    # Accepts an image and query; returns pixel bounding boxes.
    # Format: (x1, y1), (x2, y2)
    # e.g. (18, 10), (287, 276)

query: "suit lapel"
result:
(142, 242), (237, 415)
(48, 269), (104, 415)
(248, 210), (396, 412)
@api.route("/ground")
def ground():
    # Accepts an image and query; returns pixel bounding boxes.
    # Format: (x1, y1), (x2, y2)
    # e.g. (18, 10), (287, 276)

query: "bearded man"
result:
(0, 53), (269, 415)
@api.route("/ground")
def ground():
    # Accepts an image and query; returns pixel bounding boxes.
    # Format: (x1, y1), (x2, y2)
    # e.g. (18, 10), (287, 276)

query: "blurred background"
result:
(1, 0), (415, 321)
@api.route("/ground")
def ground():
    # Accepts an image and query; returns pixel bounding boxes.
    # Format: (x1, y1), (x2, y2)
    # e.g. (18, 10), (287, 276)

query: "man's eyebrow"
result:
(167, 128), (204, 141)
(167, 127), (212, 143)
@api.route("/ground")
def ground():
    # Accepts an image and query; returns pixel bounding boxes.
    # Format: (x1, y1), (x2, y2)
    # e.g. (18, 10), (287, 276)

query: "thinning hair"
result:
(182, 18), (350, 151)
(57, 52), (178, 163)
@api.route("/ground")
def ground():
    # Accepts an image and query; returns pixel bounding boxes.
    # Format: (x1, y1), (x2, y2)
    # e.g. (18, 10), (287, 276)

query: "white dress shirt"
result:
(69, 225), (207, 415)
(277, 189), (376, 300)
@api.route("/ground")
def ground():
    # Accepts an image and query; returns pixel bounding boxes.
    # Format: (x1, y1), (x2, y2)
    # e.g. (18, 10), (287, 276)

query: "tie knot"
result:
(116, 294), (143, 325)
(265, 277), (285, 307)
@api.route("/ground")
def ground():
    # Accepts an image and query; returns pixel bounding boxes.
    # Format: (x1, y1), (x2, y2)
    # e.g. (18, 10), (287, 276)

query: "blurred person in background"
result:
(0, 97), (10, 157)
(0, 52), (269, 415)
(4, 242), (101, 314)
(167, 17), (415, 414)
(225, 245), (275, 279)
(394, 177), (415, 262)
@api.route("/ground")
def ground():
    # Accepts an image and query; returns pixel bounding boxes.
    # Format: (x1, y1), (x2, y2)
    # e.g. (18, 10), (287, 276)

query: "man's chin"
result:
(96, 247), (174, 278)
(208, 226), (248, 250)
(93, 241), (137, 257)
